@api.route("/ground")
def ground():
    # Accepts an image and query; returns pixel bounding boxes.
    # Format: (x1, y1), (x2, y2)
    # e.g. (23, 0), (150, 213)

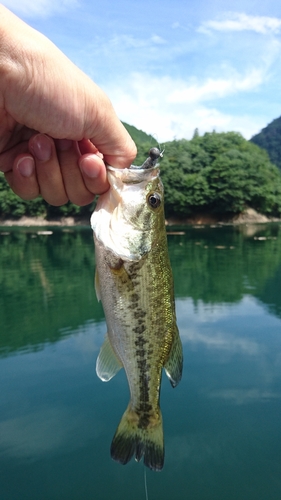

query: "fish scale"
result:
(91, 148), (183, 471)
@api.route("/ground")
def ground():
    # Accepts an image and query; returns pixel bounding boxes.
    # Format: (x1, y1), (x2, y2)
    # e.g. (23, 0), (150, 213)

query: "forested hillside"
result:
(251, 116), (281, 170)
(1, 128), (281, 220)
(122, 122), (157, 146)
(137, 131), (281, 217)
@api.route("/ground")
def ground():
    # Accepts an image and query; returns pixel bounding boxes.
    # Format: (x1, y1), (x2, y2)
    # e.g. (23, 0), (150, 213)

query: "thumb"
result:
(83, 87), (137, 169)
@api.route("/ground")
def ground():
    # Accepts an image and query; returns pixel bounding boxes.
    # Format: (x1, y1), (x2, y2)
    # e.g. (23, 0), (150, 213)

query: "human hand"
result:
(0, 6), (136, 206)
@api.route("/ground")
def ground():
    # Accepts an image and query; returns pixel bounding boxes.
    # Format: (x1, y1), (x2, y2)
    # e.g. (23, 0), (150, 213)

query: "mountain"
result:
(122, 122), (158, 146)
(250, 116), (281, 170)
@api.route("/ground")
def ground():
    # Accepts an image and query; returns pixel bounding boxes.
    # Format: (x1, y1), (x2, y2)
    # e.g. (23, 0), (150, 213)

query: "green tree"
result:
(160, 132), (281, 217)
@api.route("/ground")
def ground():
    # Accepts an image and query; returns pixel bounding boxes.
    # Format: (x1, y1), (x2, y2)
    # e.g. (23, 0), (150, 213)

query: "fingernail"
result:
(56, 139), (73, 152)
(29, 134), (52, 161)
(79, 156), (100, 178)
(17, 156), (35, 177)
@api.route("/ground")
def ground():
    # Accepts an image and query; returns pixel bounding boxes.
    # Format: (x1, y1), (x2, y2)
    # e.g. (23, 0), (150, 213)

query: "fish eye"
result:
(147, 192), (161, 209)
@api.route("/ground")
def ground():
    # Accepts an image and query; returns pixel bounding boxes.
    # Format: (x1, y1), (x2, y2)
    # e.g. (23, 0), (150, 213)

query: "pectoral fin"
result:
(95, 269), (101, 302)
(164, 328), (183, 388)
(110, 262), (133, 290)
(96, 334), (123, 382)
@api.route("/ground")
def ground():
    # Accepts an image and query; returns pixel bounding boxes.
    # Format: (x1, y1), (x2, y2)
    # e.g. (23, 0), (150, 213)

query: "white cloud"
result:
(107, 34), (148, 50)
(76, 6), (281, 144)
(200, 12), (281, 35)
(167, 69), (264, 103)
(151, 34), (166, 44)
(105, 71), (268, 141)
(2, 0), (79, 18)
(91, 33), (168, 61)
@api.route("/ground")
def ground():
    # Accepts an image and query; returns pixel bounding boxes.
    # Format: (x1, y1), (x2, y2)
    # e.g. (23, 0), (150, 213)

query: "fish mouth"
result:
(106, 164), (160, 184)
(106, 147), (163, 183)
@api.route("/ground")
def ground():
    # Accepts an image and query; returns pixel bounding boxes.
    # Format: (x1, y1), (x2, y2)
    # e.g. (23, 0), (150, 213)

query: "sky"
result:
(3, 0), (281, 142)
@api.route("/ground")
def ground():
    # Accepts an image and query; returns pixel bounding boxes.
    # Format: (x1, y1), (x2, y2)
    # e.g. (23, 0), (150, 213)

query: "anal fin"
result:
(95, 269), (101, 302)
(96, 334), (123, 382)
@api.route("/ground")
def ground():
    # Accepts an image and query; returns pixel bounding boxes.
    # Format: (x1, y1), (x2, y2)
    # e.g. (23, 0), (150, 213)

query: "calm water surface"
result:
(0, 223), (281, 500)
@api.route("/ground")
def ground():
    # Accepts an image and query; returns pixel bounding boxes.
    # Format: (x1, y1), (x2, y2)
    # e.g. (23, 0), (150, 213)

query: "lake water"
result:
(0, 223), (281, 500)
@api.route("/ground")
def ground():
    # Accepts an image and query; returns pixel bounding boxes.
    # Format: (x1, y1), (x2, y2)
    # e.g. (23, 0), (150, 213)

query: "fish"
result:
(91, 148), (183, 471)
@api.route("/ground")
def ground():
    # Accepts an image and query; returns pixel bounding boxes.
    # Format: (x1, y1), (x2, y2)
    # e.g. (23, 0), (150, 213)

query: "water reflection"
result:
(0, 223), (281, 356)
(0, 228), (104, 356)
(169, 223), (281, 311)
(0, 224), (281, 500)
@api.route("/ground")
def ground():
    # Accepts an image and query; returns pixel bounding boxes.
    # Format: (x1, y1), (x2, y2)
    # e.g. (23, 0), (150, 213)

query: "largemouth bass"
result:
(91, 148), (183, 471)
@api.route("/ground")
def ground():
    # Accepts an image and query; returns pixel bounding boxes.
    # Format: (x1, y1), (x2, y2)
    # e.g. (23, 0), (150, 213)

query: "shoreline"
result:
(0, 216), (91, 227)
(165, 208), (280, 226)
(0, 208), (280, 228)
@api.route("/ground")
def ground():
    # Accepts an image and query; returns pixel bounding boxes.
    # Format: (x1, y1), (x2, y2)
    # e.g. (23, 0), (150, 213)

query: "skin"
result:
(0, 5), (137, 206)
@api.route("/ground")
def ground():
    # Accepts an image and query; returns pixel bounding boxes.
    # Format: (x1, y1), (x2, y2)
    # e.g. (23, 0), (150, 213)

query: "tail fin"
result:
(110, 406), (164, 471)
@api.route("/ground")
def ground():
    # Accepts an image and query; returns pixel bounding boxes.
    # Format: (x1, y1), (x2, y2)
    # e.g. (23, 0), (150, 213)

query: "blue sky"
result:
(3, 0), (281, 142)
